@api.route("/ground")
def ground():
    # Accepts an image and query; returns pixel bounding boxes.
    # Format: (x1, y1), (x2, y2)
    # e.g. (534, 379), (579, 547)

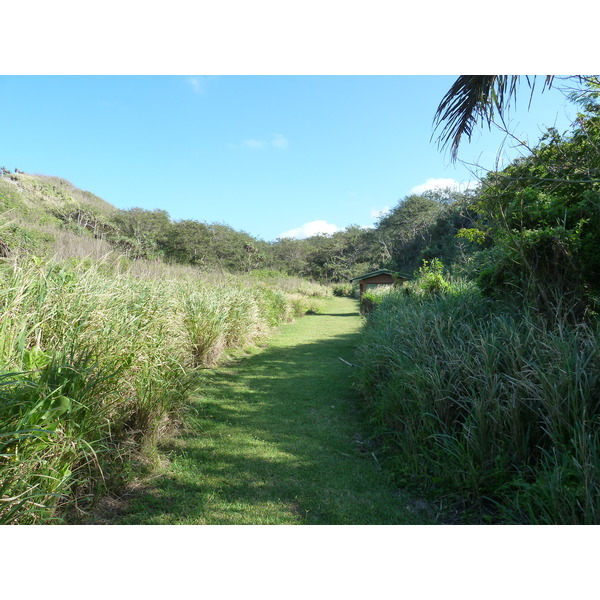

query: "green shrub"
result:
(415, 258), (450, 295)
(360, 287), (394, 315)
(332, 283), (356, 297)
(0, 219), (55, 256)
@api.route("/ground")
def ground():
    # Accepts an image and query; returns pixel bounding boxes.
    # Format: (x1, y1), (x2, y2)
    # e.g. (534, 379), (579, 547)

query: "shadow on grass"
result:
(312, 312), (361, 318)
(114, 314), (426, 525)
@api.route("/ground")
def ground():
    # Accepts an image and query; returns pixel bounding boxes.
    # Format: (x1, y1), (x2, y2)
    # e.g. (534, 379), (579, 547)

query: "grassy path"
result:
(112, 297), (424, 524)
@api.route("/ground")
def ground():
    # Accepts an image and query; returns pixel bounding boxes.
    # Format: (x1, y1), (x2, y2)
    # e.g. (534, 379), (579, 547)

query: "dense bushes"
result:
(458, 92), (600, 315)
(0, 257), (324, 523)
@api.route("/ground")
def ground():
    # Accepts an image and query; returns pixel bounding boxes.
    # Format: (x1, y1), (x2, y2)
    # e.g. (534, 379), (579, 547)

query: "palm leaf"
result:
(433, 75), (554, 161)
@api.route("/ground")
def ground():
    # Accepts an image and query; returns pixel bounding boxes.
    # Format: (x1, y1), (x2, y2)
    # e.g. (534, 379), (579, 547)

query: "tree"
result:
(206, 223), (266, 272)
(111, 207), (171, 259)
(458, 84), (600, 315)
(160, 219), (213, 265)
(300, 227), (380, 282)
(268, 237), (312, 276)
(374, 189), (476, 274)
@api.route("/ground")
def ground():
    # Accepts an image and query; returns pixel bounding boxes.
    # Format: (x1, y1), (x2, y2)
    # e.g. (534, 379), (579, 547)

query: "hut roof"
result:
(350, 269), (411, 283)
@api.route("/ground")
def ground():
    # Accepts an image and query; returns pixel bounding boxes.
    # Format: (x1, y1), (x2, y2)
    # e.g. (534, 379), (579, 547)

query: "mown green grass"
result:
(111, 297), (426, 525)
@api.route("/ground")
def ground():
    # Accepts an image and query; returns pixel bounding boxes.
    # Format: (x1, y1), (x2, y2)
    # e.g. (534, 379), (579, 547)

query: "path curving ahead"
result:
(114, 297), (424, 524)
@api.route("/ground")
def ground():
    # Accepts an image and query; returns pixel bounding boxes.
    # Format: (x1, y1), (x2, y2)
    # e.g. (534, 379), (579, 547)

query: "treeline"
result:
(2, 167), (482, 284)
(48, 206), (270, 273)
(51, 193), (480, 282)
(45, 190), (480, 283)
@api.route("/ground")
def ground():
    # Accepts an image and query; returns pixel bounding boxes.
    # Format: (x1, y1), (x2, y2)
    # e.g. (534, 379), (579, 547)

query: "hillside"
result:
(0, 170), (118, 258)
(1, 171), (115, 215)
(1, 171), (115, 225)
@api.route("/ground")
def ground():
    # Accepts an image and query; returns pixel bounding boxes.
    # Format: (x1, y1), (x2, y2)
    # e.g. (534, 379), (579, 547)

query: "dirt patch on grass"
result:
(81, 477), (162, 524)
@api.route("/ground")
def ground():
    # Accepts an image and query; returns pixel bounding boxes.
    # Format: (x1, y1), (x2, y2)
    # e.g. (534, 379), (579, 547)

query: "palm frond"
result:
(433, 75), (554, 161)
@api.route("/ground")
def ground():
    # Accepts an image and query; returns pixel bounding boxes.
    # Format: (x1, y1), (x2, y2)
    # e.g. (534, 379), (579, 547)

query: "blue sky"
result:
(0, 75), (579, 241)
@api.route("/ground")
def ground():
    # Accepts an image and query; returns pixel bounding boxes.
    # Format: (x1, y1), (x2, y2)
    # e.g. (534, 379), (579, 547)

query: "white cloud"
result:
(242, 139), (267, 149)
(278, 220), (340, 240)
(187, 77), (206, 95)
(271, 133), (288, 149)
(229, 133), (288, 150)
(410, 178), (477, 195)
(371, 206), (390, 219)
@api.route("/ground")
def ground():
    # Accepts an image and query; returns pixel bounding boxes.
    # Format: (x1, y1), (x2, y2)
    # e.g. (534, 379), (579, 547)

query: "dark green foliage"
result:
(159, 218), (211, 264)
(268, 237), (313, 276)
(207, 223), (267, 272)
(265, 191), (479, 285)
(270, 226), (382, 283)
(110, 207), (171, 259)
(375, 192), (447, 267)
(374, 188), (480, 277)
(458, 85), (600, 315)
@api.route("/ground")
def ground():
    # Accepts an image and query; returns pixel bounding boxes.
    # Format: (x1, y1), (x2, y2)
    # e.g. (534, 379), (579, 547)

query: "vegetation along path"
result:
(110, 297), (425, 525)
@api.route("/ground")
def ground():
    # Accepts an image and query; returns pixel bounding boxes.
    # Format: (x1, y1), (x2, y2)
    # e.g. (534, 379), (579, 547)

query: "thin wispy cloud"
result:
(187, 76), (207, 95)
(229, 134), (289, 150)
(278, 220), (339, 240)
(243, 139), (267, 149)
(271, 133), (288, 149)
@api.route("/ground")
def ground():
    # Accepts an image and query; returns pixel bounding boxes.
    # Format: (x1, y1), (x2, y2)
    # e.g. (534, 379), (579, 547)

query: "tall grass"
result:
(0, 256), (323, 523)
(243, 269), (333, 298)
(353, 285), (600, 523)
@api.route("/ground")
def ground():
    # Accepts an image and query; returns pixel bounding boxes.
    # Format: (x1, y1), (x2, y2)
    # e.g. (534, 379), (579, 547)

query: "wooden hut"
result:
(351, 268), (409, 298)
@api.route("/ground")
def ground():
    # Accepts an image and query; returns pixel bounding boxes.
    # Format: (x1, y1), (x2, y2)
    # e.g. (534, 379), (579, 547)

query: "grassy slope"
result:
(0, 173), (116, 217)
(110, 297), (427, 524)
(1, 173), (117, 257)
